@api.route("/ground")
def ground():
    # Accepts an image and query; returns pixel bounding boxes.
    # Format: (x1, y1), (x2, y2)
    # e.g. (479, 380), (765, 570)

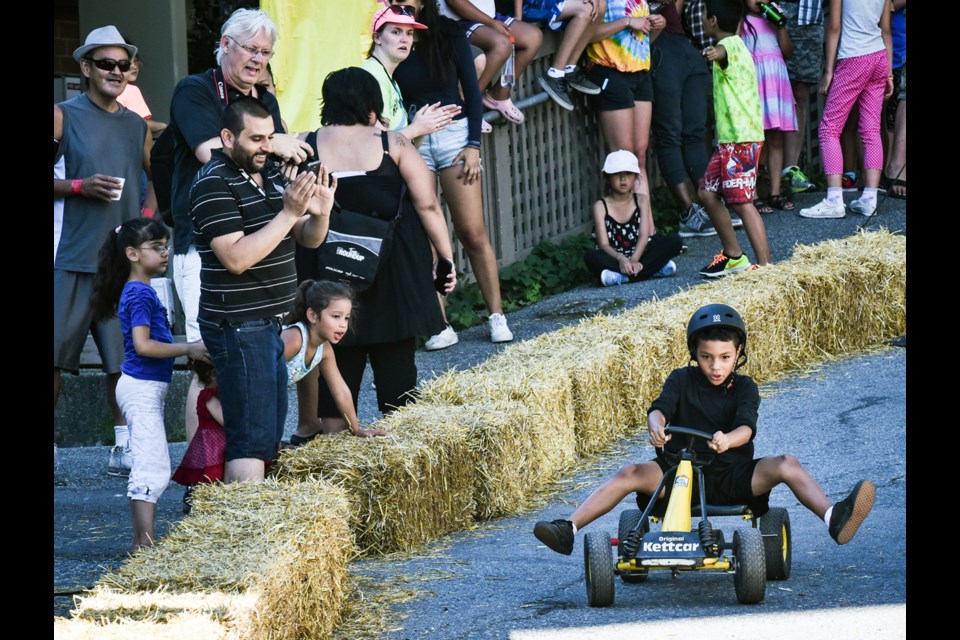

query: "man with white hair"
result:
(54, 25), (157, 478)
(166, 8), (311, 452)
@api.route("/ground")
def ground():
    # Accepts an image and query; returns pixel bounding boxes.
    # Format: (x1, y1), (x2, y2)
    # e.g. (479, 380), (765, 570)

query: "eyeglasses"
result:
(137, 245), (171, 256)
(227, 35), (274, 59)
(84, 57), (132, 72)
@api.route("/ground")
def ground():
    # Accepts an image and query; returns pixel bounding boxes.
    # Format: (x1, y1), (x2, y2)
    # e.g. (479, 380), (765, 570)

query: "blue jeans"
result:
(199, 316), (287, 462)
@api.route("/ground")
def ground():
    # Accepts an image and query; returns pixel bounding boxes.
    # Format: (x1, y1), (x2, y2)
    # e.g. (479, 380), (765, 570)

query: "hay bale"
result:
(273, 417), (478, 555)
(96, 478), (354, 640)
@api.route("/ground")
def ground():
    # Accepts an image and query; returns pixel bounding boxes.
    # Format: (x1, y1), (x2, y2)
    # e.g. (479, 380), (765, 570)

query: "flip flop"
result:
(754, 199), (774, 214)
(886, 177), (906, 200)
(482, 92), (525, 124)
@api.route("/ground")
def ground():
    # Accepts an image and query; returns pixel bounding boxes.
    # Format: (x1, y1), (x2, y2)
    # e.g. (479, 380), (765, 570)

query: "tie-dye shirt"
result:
(586, 0), (652, 73)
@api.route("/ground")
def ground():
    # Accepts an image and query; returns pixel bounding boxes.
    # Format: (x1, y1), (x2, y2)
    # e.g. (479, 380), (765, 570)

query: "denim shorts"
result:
(418, 117), (479, 173)
(199, 316), (287, 462)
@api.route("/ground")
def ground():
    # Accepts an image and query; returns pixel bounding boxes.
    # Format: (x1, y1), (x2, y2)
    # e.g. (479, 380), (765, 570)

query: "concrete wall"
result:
(78, 0), (187, 123)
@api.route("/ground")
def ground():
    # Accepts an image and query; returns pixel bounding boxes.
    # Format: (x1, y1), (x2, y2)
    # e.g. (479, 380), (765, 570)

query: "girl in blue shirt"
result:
(92, 218), (207, 551)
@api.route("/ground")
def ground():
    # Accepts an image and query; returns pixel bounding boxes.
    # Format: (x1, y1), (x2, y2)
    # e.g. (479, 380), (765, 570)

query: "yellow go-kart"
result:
(583, 426), (791, 606)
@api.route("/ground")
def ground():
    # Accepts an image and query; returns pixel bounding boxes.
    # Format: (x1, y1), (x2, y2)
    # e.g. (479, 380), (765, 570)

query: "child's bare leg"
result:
(752, 455), (830, 518)
(570, 462), (664, 530)
(469, 28), (511, 92)
(487, 21), (543, 101)
(294, 367), (323, 439)
(766, 130), (785, 197)
(130, 499), (156, 552)
(552, 0), (601, 68)
(699, 187), (744, 258)
(729, 202), (772, 265)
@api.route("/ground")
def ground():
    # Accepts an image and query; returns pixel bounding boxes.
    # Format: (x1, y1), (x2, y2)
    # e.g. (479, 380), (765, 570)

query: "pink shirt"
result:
(117, 84), (152, 119)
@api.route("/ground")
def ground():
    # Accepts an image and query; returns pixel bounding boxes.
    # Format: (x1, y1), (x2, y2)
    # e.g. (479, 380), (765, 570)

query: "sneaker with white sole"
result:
(849, 197), (877, 217)
(565, 68), (601, 95)
(653, 260), (677, 277)
(678, 204), (717, 237)
(107, 445), (132, 478)
(783, 165), (815, 193)
(699, 251), (752, 278)
(489, 313), (514, 343)
(799, 198), (846, 219)
(538, 71), (575, 111)
(425, 325), (458, 351)
(600, 269), (629, 286)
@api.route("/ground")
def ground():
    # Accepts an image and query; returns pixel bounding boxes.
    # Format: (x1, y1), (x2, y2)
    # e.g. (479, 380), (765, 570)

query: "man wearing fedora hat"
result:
(54, 25), (157, 479)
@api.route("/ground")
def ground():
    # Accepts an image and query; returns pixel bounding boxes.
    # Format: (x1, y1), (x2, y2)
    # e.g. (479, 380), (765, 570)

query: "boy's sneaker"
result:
(678, 204), (717, 238)
(799, 198), (846, 219)
(829, 480), (876, 544)
(600, 269), (629, 286)
(652, 260), (677, 278)
(533, 519), (575, 555)
(849, 197), (877, 217)
(841, 171), (859, 192)
(538, 71), (575, 111)
(783, 165), (815, 193)
(489, 313), (514, 343)
(107, 445), (132, 477)
(699, 252), (752, 278)
(565, 68), (601, 95)
(425, 325), (458, 351)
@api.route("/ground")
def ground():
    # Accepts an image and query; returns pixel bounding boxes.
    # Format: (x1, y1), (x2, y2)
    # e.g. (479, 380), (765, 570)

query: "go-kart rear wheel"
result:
(583, 532), (615, 607)
(617, 509), (649, 583)
(759, 507), (792, 580)
(733, 528), (766, 604)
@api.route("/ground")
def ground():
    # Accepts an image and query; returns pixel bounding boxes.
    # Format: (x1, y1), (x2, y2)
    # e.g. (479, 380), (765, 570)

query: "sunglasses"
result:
(84, 57), (132, 72)
(375, 4), (418, 32)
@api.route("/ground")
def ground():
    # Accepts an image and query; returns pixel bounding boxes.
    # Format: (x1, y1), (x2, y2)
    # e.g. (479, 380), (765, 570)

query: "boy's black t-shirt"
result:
(648, 366), (760, 468)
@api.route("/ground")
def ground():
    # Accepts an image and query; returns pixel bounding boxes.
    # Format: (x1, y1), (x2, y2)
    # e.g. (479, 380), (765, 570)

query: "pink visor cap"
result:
(372, 6), (427, 33)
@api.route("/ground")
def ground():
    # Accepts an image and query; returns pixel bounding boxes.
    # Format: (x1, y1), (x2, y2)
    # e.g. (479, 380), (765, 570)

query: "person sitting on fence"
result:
(584, 150), (682, 286)
(523, 0), (606, 111)
(438, 0), (543, 124)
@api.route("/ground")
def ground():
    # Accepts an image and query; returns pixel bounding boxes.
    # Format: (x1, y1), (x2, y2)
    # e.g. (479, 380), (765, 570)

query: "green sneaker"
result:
(783, 165), (815, 193)
(699, 251), (752, 278)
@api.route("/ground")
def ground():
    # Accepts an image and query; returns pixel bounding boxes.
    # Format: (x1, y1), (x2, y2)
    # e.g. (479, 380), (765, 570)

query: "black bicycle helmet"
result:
(686, 304), (748, 367)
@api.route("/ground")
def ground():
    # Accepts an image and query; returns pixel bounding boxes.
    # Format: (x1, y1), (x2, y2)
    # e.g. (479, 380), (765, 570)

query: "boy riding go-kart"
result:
(533, 303), (876, 604)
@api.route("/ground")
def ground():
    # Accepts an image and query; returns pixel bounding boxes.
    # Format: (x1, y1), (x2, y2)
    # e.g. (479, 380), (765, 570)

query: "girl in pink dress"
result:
(171, 359), (223, 513)
(743, 1), (797, 212)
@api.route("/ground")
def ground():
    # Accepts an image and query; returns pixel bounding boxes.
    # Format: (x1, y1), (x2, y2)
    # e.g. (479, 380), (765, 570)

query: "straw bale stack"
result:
(88, 478), (355, 640)
(272, 414), (479, 555)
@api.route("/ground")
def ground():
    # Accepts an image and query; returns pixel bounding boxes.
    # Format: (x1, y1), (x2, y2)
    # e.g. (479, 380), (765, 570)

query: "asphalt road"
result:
(53, 190), (907, 625)
(367, 345), (907, 640)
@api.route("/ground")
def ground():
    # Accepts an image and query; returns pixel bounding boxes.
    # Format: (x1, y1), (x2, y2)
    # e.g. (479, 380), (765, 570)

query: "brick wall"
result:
(53, 3), (81, 76)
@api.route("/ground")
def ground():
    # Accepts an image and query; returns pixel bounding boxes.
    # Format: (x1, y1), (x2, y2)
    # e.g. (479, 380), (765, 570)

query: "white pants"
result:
(172, 245), (201, 342)
(116, 375), (170, 504)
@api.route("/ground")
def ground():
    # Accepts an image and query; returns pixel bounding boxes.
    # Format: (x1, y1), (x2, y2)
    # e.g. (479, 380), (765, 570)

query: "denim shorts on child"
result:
(459, 13), (514, 38)
(701, 141), (764, 205)
(199, 316), (288, 462)
(585, 66), (654, 111)
(418, 117), (481, 173)
(116, 374), (171, 504)
(522, 0), (567, 31)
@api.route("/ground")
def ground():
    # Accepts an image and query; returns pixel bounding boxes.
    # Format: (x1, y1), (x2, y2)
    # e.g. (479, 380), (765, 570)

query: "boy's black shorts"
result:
(636, 455), (771, 518)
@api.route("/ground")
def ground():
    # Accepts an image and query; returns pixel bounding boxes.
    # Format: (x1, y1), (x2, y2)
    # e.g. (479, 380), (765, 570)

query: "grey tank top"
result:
(54, 93), (147, 272)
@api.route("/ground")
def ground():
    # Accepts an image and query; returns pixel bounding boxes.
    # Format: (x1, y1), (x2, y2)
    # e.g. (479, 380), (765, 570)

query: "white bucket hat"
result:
(73, 25), (138, 63)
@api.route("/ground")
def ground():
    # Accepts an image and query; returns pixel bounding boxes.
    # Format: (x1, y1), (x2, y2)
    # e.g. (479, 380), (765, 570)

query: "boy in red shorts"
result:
(697, 0), (772, 277)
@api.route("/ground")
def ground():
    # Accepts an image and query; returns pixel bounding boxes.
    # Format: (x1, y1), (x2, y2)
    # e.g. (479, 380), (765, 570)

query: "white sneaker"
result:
(107, 445), (132, 478)
(799, 198), (846, 219)
(730, 215), (744, 229)
(600, 269), (629, 287)
(849, 197), (877, 217)
(425, 325), (458, 351)
(489, 313), (514, 343)
(653, 260), (677, 278)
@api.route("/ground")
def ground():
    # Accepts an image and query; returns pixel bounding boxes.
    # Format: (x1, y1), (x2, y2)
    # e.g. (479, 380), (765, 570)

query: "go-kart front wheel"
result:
(733, 528), (767, 604)
(759, 507), (792, 580)
(584, 532), (615, 607)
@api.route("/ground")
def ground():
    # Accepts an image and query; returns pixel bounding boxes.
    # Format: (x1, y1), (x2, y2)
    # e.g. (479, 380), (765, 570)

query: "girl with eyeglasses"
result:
(91, 218), (208, 551)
